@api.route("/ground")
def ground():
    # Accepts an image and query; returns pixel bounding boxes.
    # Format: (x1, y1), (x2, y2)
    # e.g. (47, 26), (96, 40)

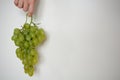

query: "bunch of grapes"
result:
(11, 17), (46, 76)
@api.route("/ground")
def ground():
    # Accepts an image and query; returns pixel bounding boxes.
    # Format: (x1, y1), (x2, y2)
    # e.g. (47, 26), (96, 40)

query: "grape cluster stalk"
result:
(11, 16), (46, 76)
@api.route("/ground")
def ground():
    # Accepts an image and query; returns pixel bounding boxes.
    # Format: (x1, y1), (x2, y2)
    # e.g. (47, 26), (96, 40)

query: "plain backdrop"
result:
(0, 0), (120, 80)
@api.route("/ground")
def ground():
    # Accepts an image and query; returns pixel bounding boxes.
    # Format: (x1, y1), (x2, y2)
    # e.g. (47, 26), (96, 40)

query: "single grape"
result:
(19, 42), (24, 48)
(16, 48), (22, 58)
(18, 34), (24, 42)
(38, 28), (46, 41)
(30, 51), (38, 65)
(23, 52), (27, 59)
(28, 65), (34, 76)
(26, 35), (31, 41)
(22, 29), (29, 35)
(27, 55), (33, 65)
(32, 38), (39, 46)
(15, 40), (21, 46)
(37, 35), (42, 44)
(16, 48), (22, 53)
(27, 54), (32, 60)
(24, 41), (29, 48)
(28, 71), (33, 76)
(24, 64), (29, 70)
(24, 68), (29, 74)
(32, 57), (38, 65)
(30, 49), (37, 56)
(35, 30), (39, 36)
(23, 23), (30, 29)
(28, 60), (33, 65)
(14, 28), (21, 34)
(29, 41), (33, 47)
(30, 26), (37, 32)
(16, 52), (21, 59)
(24, 64), (29, 73)
(30, 32), (36, 38)
(38, 29), (44, 34)
(11, 35), (18, 41)
(22, 58), (28, 65)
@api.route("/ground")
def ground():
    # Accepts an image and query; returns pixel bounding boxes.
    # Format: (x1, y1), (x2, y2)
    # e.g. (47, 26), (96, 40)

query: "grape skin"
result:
(11, 22), (46, 77)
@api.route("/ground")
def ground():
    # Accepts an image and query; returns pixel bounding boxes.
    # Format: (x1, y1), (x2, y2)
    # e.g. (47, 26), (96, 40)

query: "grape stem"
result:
(30, 16), (33, 25)
(25, 13), (35, 26)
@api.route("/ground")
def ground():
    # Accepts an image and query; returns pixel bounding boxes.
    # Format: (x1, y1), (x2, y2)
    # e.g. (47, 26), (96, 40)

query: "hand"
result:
(14, 0), (36, 17)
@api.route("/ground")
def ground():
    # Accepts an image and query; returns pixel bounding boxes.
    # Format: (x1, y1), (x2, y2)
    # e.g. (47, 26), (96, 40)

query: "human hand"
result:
(14, 0), (36, 17)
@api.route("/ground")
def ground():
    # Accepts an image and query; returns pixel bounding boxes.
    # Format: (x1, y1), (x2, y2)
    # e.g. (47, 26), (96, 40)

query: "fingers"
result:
(18, 0), (24, 8)
(14, 0), (24, 8)
(23, 0), (29, 12)
(14, 0), (19, 6)
(28, 0), (35, 17)
(14, 0), (36, 16)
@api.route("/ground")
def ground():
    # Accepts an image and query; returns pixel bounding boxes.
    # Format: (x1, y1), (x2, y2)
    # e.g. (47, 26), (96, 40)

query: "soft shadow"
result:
(35, 30), (49, 76)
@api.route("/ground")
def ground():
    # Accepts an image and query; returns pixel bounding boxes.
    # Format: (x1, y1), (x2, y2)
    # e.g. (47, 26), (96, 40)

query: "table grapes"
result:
(11, 16), (46, 76)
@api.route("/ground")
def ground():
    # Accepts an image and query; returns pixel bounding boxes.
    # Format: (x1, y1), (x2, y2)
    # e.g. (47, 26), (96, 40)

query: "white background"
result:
(0, 0), (120, 80)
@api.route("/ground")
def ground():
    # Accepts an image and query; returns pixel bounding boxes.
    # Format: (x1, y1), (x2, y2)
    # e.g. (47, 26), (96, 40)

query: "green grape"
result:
(22, 29), (29, 35)
(31, 51), (38, 65)
(18, 34), (24, 42)
(32, 38), (39, 46)
(20, 53), (24, 60)
(42, 35), (46, 42)
(29, 41), (33, 47)
(38, 28), (44, 34)
(15, 40), (21, 46)
(16, 48), (22, 59)
(19, 43), (24, 48)
(27, 54), (33, 65)
(24, 68), (29, 74)
(22, 58), (28, 65)
(28, 65), (34, 76)
(24, 69), (27, 74)
(11, 35), (18, 41)
(16, 52), (21, 59)
(19, 49), (24, 59)
(16, 48), (21, 53)
(27, 54), (32, 60)
(24, 64), (29, 70)
(30, 26), (37, 32)
(28, 60), (33, 65)
(24, 64), (29, 73)
(38, 29), (46, 41)
(37, 35), (42, 44)
(28, 71), (33, 76)
(32, 57), (38, 65)
(26, 35), (31, 41)
(30, 32), (36, 38)
(23, 52), (27, 59)
(30, 49), (37, 56)
(14, 28), (21, 34)
(35, 30), (39, 36)
(23, 23), (30, 29)
(18, 52), (24, 60)
(24, 41), (29, 48)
